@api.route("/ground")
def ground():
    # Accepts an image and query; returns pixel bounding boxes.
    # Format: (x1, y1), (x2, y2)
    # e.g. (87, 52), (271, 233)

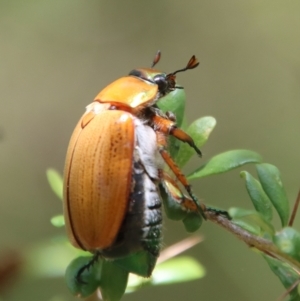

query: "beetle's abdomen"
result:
(102, 121), (163, 258)
(102, 151), (162, 258)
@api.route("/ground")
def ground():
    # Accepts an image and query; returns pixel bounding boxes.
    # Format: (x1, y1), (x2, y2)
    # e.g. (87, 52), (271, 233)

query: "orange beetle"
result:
(63, 52), (205, 279)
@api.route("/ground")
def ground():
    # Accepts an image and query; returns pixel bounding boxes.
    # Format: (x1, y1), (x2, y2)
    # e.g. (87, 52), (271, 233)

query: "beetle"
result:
(63, 51), (206, 280)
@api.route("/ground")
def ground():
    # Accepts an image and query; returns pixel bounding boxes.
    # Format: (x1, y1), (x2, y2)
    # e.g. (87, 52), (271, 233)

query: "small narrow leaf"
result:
(126, 274), (146, 293)
(126, 256), (205, 293)
(256, 163), (290, 227)
(274, 227), (300, 261)
(182, 211), (203, 233)
(180, 117), (188, 131)
(100, 260), (129, 301)
(176, 116), (216, 167)
(157, 88), (186, 127)
(168, 136), (181, 160)
(240, 171), (273, 222)
(188, 150), (262, 179)
(160, 183), (188, 221)
(46, 169), (63, 200)
(151, 256), (205, 285)
(113, 250), (156, 277)
(50, 215), (65, 227)
(24, 238), (83, 278)
(264, 255), (300, 301)
(158, 89), (186, 158)
(229, 208), (275, 237)
(65, 256), (101, 298)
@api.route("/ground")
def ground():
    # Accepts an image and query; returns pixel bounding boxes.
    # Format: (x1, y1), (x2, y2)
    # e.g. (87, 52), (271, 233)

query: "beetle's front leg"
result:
(151, 114), (202, 157)
(156, 131), (206, 219)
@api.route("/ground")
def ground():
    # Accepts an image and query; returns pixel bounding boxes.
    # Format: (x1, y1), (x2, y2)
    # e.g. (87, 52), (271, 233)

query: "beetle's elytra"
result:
(63, 51), (205, 279)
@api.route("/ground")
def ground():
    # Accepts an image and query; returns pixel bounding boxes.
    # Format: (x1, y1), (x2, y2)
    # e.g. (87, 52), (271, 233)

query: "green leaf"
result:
(126, 274), (146, 293)
(157, 88), (186, 127)
(50, 215), (65, 227)
(274, 227), (300, 261)
(160, 183), (188, 221)
(100, 260), (129, 301)
(157, 89), (186, 159)
(126, 256), (205, 293)
(151, 256), (205, 285)
(65, 256), (101, 298)
(46, 168), (63, 200)
(180, 117), (188, 131)
(229, 207), (275, 237)
(240, 171), (273, 222)
(188, 150), (263, 180)
(264, 255), (300, 301)
(176, 116), (216, 167)
(23, 237), (81, 278)
(65, 257), (129, 300)
(256, 163), (290, 227)
(182, 211), (203, 233)
(113, 250), (157, 277)
(168, 136), (182, 160)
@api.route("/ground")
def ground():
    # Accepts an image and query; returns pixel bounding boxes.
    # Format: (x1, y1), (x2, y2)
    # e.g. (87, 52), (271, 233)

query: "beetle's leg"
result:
(156, 131), (206, 219)
(206, 207), (231, 219)
(161, 171), (230, 220)
(170, 127), (202, 157)
(151, 114), (202, 157)
(160, 171), (206, 213)
(160, 149), (206, 219)
(75, 252), (100, 284)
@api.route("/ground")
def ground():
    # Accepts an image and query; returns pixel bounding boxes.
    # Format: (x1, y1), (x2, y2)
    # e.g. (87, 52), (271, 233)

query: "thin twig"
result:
(205, 210), (300, 271)
(288, 189), (300, 227)
(276, 277), (300, 301)
(0, 250), (22, 293)
(157, 235), (203, 264)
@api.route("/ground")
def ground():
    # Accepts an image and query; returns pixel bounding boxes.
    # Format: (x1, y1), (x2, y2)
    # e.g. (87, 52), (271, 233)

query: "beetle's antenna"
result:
(151, 50), (161, 68)
(169, 55), (199, 76)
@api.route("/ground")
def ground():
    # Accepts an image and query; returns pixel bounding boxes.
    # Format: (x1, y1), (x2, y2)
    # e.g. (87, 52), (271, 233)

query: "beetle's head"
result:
(128, 51), (199, 96)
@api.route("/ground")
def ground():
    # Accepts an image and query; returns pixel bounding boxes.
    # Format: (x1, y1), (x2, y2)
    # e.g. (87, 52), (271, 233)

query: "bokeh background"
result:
(1, 1), (300, 300)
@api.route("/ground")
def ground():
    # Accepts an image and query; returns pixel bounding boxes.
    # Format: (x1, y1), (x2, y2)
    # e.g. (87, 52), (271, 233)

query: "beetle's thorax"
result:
(94, 76), (158, 109)
(94, 67), (177, 112)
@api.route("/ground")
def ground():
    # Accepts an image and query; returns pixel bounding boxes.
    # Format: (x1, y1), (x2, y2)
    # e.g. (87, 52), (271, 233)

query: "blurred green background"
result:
(1, 1), (300, 300)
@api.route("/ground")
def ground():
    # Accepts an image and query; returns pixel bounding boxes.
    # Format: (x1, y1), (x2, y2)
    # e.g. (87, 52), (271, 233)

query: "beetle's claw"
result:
(75, 253), (99, 284)
(206, 207), (231, 220)
(75, 269), (88, 284)
(193, 144), (202, 157)
(186, 186), (206, 220)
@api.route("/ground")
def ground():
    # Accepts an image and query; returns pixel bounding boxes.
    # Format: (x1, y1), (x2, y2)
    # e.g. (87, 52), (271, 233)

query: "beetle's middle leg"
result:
(160, 171), (205, 212)
(155, 130), (206, 219)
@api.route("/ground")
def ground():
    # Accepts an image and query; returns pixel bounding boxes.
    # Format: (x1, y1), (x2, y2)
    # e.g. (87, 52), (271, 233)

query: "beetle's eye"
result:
(153, 74), (168, 93)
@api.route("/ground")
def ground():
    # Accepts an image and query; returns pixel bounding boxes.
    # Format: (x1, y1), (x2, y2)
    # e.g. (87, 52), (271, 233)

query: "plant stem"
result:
(205, 210), (300, 271)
